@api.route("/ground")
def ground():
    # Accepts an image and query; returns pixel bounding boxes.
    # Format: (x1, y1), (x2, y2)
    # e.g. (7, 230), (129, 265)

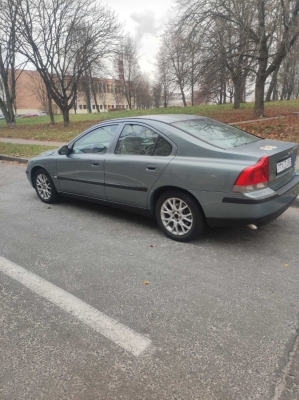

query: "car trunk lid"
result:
(229, 139), (298, 190)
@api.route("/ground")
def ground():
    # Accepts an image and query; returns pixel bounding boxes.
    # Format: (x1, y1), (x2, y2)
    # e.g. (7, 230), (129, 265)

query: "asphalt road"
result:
(1, 162), (299, 400)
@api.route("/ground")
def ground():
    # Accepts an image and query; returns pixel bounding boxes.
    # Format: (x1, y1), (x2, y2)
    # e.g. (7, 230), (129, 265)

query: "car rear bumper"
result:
(206, 195), (297, 227)
(190, 174), (299, 228)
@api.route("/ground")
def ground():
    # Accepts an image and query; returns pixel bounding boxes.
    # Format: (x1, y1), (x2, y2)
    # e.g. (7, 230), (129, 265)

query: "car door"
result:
(104, 123), (175, 208)
(57, 124), (119, 199)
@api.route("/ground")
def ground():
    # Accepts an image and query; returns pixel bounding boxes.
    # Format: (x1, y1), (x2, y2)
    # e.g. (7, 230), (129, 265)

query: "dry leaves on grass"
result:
(239, 115), (299, 144)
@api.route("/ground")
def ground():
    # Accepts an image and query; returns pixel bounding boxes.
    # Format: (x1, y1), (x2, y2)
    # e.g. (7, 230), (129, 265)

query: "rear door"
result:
(104, 123), (175, 208)
(57, 124), (119, 199)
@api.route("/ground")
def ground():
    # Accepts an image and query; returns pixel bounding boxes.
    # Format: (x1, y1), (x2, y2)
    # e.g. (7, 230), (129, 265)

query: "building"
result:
(1, 70), (132, 115)
(168, 92), (192, 107)
(76, 77), (131, 114)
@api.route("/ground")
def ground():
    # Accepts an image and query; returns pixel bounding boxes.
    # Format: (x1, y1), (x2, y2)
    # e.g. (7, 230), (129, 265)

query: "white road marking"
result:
(0, 256), (151, 357)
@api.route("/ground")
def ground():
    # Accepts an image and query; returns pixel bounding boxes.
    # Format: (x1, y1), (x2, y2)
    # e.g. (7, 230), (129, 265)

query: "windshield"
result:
(172, 118), (261, 149)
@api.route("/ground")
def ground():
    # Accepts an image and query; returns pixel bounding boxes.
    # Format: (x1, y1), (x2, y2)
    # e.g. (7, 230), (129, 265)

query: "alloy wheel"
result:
(160, 197), (193, 236)
(36, 174), (52, 200)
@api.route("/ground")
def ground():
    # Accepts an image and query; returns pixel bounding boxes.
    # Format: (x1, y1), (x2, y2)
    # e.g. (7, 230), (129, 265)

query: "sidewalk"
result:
(229, 115), (289, 126)
(0, 137), (67, 147)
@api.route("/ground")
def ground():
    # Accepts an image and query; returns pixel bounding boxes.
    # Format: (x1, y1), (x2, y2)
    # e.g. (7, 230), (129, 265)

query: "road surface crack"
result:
(272, 327), (299, 400)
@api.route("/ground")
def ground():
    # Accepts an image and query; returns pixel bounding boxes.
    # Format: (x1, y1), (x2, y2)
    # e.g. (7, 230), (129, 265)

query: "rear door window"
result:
(172, 118), (260, 149)
(115, 124), (158, 155)
(153, 136), (172, 156)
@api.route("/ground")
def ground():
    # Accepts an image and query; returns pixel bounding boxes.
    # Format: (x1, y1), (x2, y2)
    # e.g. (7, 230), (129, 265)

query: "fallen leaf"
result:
(130, 254), (133, 256)
(150, 244), (157, 248)
(284, 264), (289, 267)
(33, 234), (36, 237)
(143, 280), (150, 285)
(47, 206), (51, 209)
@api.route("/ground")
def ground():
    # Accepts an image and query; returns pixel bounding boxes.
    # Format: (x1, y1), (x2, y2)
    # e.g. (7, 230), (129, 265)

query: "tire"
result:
(34, 168), (58, 204)
(156, 190), (206, 242)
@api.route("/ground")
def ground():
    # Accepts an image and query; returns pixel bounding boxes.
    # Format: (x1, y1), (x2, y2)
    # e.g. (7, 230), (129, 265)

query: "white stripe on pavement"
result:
(0, 256), (151, 357)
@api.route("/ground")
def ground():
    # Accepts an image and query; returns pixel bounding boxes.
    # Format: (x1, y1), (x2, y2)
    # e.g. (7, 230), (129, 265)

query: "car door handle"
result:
(92, 163), (99, 166)
(146, 164), (157, 171)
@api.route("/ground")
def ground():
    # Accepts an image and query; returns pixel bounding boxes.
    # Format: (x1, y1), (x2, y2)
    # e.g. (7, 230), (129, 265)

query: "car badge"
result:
(260, 145), (277, 150)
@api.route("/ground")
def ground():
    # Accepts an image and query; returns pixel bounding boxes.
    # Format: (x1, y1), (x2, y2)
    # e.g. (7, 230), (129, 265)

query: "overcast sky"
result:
(107, 0), (174, 75)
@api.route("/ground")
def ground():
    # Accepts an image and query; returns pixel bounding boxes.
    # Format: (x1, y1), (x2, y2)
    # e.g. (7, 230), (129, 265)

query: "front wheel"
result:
(156, 191), (206, 242)
(34, 169), (58, 204)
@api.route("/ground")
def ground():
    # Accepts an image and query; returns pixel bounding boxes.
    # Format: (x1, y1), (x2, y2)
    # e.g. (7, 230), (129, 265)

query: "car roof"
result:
(103, 114), (206, 124)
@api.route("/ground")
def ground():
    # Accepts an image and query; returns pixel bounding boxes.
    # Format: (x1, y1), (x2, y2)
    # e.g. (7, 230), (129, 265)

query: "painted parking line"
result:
(0, 256), (151, 357)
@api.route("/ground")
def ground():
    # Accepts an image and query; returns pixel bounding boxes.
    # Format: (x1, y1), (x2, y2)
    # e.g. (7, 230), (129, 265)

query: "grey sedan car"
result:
(26, 115), (299, 241)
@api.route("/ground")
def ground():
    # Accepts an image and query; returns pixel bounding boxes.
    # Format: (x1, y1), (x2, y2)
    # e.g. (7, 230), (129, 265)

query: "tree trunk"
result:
(240, 77), (246, 103)
(0, 101), (10, 125)
(180, 86), (187, 107)
(233, 77), (242, 109)
(48, 92), (55, 125)
(91, 81), (99, 112)
(219, 87), (223, 105)
(254, 75), (266, 117)
(287, 89), (293, 100)
(191, 83), (194, 106)
(254, 1), (267, 118)
(273, 81), (278, 101)
(163, 87), (167, 108)
(62, 108), (70, 127)
(266, 68), (279, 102)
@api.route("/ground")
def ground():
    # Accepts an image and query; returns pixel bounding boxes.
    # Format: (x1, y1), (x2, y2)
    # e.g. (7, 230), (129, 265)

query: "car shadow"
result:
(58, 196), (158, 229)
(290, 197), (299, 208)
(55, 196), (298, 246)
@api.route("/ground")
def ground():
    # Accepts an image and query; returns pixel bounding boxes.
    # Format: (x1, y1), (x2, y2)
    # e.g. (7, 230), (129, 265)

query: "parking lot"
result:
(1, 162), (299, 399)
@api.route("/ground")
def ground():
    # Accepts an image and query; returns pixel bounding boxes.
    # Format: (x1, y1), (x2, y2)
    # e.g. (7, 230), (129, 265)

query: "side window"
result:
(73, 125), (119, 154)
(153, 136), (172, 156)
(115, 124), (158, 155)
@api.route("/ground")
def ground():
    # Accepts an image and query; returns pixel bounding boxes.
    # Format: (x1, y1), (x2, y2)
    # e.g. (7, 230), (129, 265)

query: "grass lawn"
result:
(240, 115), (299, 143)
(0, 142), (57, 158)
(0, 99), (298, 144)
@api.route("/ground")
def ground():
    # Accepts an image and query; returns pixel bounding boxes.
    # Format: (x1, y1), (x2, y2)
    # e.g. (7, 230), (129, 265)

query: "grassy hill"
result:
(0, 99), (298, 144)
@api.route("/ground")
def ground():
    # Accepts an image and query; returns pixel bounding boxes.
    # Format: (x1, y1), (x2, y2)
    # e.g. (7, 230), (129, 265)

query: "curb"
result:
(0, 154), (29, 164)
(229, 115), (290, 126)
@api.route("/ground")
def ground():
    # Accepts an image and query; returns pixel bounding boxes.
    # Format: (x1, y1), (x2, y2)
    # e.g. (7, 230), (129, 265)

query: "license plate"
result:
(277, 157), (292, 174)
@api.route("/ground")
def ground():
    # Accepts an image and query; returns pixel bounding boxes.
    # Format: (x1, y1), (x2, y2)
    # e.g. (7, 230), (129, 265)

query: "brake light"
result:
(233, 156), (269, 192)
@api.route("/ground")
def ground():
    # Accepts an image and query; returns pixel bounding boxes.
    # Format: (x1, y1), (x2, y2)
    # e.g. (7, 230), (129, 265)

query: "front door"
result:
(105, 123), (174, 208)
(57, 124), (119, 199)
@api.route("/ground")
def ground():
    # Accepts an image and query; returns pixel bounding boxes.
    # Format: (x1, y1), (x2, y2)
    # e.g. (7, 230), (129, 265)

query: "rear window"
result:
(172, 118), (260, 149)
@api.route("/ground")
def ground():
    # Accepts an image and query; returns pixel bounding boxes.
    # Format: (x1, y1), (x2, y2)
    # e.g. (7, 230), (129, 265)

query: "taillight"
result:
(232, 156), (269, 193)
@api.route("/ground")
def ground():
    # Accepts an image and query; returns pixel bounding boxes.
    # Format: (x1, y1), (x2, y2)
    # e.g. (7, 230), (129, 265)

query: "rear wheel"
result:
(34, 169), (58, 204)
(156, 191), (205, 242)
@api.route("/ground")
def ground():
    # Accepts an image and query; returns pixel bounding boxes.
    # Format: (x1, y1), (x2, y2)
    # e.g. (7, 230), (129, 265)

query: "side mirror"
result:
(58, 145), (70, 155)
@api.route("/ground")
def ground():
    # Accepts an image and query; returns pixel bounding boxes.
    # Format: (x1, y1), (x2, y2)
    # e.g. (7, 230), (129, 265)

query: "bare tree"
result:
(164, 32), (189, 107)
(26, 71), (56, 124)
(275, 41), (299, 100)
(174, 0), (299, 116)
(156, 41), (174, 108)
(152, 82), (162, 108)
(17, 0), (122, 126)
(0, 0), (19, 126)
(116, 37), (140, 110)
(135, 73), (152, 109)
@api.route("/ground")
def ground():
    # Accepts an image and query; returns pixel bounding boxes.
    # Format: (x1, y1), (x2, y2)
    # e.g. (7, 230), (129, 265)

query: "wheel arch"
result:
(31, 165), (49, 188)
(149, 186), (206, 217)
